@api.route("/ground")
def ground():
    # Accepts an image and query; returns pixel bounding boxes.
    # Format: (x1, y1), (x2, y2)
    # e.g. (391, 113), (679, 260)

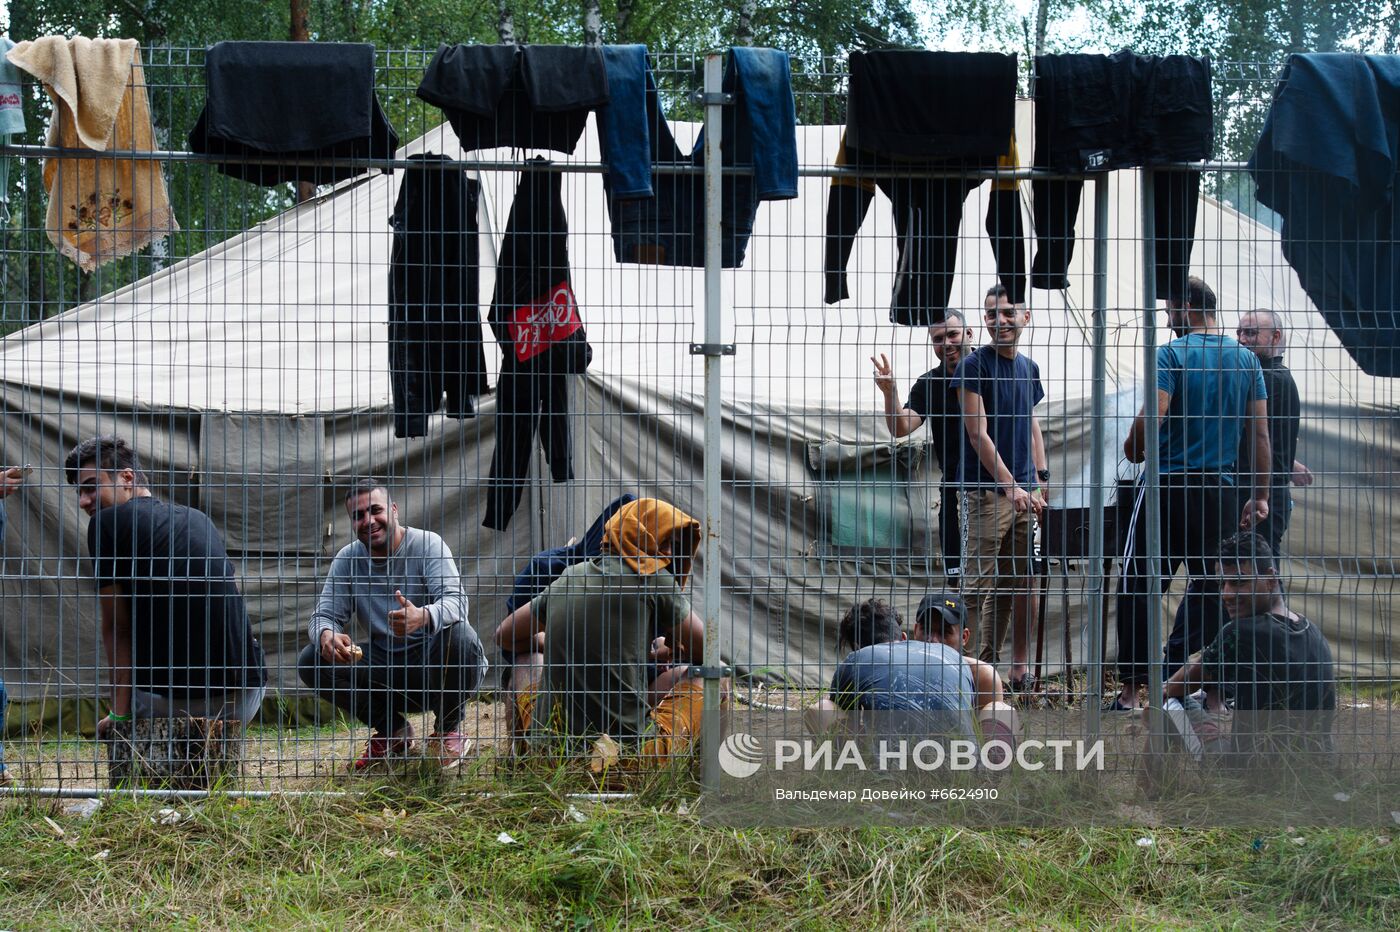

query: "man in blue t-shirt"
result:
(1114, 277), (1271, 711)
(805, 598), (977, 742)
(954, 284), (1048, 690)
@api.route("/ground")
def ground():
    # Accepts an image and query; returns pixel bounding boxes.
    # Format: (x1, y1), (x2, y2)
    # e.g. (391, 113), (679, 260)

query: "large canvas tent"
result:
(2, 105), (1394, 706)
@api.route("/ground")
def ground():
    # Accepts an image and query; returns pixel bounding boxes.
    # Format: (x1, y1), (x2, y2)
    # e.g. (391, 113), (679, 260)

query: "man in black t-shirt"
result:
(1162, 532), (1335, 765)
(872, 309), (975, 576)
(65, 436), (266, 737)
(1235, 309), (1313, 554)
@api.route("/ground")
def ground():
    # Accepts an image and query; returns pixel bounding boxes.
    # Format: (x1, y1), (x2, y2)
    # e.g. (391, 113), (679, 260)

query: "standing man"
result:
(1115, 278), (1270, 710)
(1235, 308), (1310, 554)
(64, 437), (267, 736)
(300, 481), (486, 771)
(955, 284), (1048, 690)
(0, 465), (28, 784)
(872, 310), (975, 578)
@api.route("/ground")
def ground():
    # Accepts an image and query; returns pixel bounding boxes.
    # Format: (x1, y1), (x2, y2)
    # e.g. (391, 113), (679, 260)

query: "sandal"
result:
(1008, 672), (1037, 694)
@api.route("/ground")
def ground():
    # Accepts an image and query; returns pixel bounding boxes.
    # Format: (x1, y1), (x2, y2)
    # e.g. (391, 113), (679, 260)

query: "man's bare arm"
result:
(959, 389), (1016, 488)
(494, 602), (542, 654)
(1124, 389), (1173, 464)
(1241, 397), (1272, 528)
(98, 585), (133, 716)
(872, 353), (924, 437)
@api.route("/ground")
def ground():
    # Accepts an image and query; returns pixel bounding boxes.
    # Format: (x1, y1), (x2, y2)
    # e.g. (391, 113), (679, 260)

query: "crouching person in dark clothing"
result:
(1159, 532), (1336, 771)
(66, 437), (267, 737)
(300, 481), (487, 771)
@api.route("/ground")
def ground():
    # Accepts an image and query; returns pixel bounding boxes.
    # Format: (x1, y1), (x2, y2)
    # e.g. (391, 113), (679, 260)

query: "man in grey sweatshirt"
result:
(300, 481), (486, 770)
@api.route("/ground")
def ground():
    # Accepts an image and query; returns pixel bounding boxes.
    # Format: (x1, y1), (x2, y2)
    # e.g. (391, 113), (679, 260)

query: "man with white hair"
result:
(1234, 308), (1313, 553)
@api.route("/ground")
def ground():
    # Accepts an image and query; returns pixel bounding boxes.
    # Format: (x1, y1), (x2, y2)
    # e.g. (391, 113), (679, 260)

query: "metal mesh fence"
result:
(0, 47), (1394, 819)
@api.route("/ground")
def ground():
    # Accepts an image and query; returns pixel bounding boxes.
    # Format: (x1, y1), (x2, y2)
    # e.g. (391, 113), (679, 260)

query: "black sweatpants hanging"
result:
(484, 337), (590, 531)
(823, 163), (1027, 322)
(483, 162), (592, 531)
(1029, 52), (1211, 298)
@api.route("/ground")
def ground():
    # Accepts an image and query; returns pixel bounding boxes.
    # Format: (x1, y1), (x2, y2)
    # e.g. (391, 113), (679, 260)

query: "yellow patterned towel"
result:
(7, 36), (177, 271)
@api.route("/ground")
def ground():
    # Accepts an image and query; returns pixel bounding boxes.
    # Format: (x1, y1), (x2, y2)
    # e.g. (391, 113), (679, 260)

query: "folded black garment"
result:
(418, 44), (608, 154)
(847, 50), (1016, 160)
(1032, 51), (1211, 173)
(1030, 51), (1211, 295)
(189, 41), (398, 186)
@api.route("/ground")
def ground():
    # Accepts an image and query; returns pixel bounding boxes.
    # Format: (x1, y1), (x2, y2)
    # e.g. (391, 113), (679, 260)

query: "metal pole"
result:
(1140, 169), (1166, 751)
(699, 51), (726, 792)
(1084, 173), (1110, 740)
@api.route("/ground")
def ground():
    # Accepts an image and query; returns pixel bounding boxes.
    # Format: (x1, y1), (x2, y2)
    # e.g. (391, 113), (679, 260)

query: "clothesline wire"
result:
(0, 142), (1248, 181)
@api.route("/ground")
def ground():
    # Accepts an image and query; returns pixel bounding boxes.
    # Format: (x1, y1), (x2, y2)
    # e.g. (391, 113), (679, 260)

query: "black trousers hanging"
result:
(483, 337), (590, 531)
(1030, 168), (1199, 298)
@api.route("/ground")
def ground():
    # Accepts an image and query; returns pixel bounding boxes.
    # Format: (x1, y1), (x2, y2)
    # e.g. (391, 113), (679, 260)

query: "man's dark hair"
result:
(940, 308), (968, 329)
(64, 435), (147, 487)
(985, 283), (1010, 302)
(1184, 276), (1217, 313)
(1217, 531), (1278, 578)
(344, 479), (393, 505)
(838, 598), (904, 652)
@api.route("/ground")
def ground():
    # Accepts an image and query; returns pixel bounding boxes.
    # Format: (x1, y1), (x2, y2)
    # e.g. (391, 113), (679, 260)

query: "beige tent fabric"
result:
(7, 37), (178, 271)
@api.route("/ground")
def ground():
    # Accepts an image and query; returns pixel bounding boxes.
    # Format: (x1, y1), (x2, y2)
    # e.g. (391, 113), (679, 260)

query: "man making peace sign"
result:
(300, 481), (487, 770)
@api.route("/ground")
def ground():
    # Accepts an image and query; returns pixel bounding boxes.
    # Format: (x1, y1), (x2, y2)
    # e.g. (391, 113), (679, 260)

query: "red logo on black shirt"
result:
(508, 281), (583, 362)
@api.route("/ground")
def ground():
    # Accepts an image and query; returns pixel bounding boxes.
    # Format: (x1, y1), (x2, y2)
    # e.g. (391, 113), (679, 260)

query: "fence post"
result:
(699, 50), (726, 792)
(1085, 172), (1110, 739)
(1140, 169), (1166, 752)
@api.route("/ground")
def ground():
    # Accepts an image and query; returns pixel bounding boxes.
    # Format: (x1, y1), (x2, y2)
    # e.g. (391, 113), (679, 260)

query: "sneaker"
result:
(350, 729), (414, 772)
(427, 731), (472, 770)
(1105, 698), (1137, 713)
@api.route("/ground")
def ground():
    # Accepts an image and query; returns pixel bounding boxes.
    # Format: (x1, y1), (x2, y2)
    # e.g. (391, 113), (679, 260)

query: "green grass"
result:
(1, 777), (1396, 929)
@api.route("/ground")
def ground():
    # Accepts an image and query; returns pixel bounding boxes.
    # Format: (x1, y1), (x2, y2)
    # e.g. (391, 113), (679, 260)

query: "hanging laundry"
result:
(1030, 51), (1211, 298)
(417, 44), (608, 155)
(0, 35), (27, 221)
(388, 154), (488, 438)
(7, 36), (177, 272)
(1248, 53), (1400, 378)
(188, 41), (399, 187)
(846, 50), (1016, 161)
(822, 51), (1022, 325)
(483, 162), (593, 531)
(823, 130), (1027, 319)
(597, 45), (798, 268)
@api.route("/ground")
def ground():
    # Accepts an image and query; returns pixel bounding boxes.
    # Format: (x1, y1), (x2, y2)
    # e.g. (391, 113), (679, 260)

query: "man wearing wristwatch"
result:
(65, 436), (266, 738)
(954, 284), (1048, 691)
